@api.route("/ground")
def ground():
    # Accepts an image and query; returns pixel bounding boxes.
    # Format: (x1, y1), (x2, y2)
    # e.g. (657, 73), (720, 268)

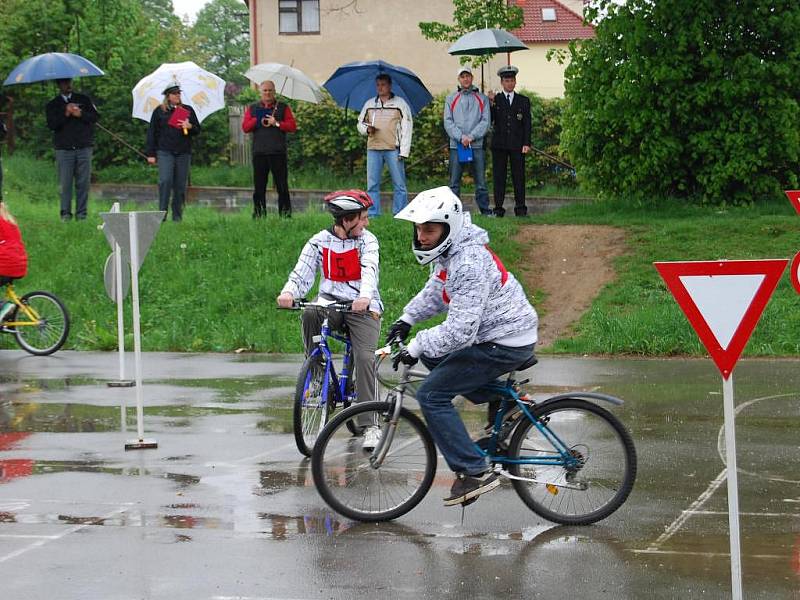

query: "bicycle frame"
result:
(372, 346), (624, 485)
(1, 284), (41, 329)
(305, 313), (355, 410)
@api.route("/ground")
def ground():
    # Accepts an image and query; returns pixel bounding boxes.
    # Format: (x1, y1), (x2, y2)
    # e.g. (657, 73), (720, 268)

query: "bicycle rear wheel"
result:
(312, 401), (437, 522)
(508, 398), (636, 525)
(12, 291), (70, 356)
(293, 355), (335, 457)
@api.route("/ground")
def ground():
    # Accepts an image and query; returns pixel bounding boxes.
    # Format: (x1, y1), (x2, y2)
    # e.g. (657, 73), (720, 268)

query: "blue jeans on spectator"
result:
(157, 151), (191, 221)
(366, 148), (407, 216)
(416, 341), (536, 475)
(56, 147), (92, 220)
(448, 147), (491, 215)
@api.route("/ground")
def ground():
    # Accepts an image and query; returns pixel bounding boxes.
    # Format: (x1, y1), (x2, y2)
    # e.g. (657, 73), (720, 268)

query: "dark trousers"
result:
(55, 147), (92, 219)
(416, 342), (536, 475)
(252, 153), (291, 217)
(492, 149), (527, 217)
(157, 151), (190, 221)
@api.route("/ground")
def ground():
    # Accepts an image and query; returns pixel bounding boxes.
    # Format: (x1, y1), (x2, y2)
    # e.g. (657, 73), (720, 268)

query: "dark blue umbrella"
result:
(3, 52), (104, 86)
(323, 60), (433, 116)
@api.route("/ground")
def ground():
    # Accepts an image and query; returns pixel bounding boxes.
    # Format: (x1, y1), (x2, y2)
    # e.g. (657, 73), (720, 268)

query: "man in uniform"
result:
(488, 65), (531, 217)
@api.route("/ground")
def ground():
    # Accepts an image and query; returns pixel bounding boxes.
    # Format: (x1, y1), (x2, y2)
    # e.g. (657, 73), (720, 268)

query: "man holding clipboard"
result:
(356, 74), (412, 217)
(145, 83), (201, 222)
(241, 80), (297, 218)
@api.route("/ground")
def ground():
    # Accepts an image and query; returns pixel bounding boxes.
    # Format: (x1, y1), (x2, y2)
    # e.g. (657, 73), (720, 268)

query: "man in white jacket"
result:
(277, 190), (383, 448)
(388, 186), (538, 506)
(357, 74), (413, 217)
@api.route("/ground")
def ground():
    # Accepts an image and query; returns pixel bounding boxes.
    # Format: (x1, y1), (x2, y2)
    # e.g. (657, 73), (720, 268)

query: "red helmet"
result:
(324, 189), (373, 219)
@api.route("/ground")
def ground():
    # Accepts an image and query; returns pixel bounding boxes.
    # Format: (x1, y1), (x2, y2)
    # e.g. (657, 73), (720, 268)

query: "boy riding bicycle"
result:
(276, 190), (383, 449)
(388, 186), (538, 506)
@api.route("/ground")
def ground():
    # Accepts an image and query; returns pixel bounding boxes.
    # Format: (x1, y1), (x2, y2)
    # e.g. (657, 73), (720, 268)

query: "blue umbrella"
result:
(323, 60), (433, 116)
(3, 52), (104, 86)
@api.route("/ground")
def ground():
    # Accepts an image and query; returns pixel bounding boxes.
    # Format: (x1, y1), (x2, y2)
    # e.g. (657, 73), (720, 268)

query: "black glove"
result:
(392, 349), (418, 371)
(386, 319), (412, 344)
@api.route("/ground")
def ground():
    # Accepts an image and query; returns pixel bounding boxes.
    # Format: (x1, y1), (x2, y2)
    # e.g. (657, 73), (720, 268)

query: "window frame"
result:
(279, 0), (320, 36)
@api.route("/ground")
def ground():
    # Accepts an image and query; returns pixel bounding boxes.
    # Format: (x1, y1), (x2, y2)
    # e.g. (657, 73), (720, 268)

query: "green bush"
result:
(562, 0), (800, 205)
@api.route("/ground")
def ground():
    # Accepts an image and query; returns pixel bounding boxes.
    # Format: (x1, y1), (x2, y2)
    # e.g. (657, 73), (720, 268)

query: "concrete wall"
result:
(90, 183), (589, 215)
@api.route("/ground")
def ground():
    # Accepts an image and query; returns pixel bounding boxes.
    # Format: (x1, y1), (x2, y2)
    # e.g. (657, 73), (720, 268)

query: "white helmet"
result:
(395, 186), (465, 265)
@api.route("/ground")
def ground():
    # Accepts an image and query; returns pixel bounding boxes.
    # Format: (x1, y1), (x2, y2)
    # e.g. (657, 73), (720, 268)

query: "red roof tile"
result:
(512, 0), (595, 42)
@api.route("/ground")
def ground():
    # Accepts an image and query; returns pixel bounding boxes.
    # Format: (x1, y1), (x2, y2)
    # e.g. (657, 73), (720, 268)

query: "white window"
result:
(279, 0), (320, 34)
(542, 7), (557, 21)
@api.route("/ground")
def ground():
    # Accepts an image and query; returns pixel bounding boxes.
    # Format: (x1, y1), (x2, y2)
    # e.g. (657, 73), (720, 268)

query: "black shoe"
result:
(443, 471), (500, 506)
(60, 214), (72, 222)
(514, 207), (528, 217)
(493, 207), (506, 218)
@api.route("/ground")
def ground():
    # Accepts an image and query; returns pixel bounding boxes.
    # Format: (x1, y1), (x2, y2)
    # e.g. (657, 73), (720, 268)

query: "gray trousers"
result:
(157, 151), (191, 221)
(55, 147), (92, 219)
(302, 303), (381, 418)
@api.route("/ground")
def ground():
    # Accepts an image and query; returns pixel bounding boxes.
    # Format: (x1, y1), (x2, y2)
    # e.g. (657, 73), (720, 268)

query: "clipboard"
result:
(167, 105), (190, 129)
(457, 142), (473, 163)
(254, 107), (274, 129)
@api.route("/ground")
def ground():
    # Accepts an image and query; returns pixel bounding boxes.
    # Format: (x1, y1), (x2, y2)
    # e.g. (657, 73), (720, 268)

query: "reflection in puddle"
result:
(257, 511), (350, 539)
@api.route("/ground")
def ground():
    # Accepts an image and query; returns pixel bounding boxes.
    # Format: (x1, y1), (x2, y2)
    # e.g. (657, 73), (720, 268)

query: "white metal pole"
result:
(129, 212), (145, 441)
(722, 374), (743, 600)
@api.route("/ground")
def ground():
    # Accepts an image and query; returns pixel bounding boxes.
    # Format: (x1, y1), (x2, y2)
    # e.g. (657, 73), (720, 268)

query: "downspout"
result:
(251, 0), (259, 66)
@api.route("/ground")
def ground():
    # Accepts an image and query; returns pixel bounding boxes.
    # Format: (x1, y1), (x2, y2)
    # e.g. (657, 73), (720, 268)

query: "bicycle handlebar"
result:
(278, 299), (354, 312)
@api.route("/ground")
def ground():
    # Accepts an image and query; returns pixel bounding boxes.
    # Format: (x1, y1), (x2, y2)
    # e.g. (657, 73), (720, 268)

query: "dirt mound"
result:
(514, 225), (628, 347)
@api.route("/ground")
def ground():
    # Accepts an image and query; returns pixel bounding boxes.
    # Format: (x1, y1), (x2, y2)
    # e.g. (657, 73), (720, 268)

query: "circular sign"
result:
(104, 252), (131, 302)
(792, 251), (800, 296)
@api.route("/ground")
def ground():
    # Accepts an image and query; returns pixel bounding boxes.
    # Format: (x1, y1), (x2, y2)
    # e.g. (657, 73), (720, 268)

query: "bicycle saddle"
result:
(516, 354), (538, 371)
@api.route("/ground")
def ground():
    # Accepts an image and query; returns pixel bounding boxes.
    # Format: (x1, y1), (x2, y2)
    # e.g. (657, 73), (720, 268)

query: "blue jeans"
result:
(55, 147), (92, 219)
(416, 342), (536, 475)
(448, 147), (490, 215)
(157, 151), (191, 221)
(366, 148), (407, 216)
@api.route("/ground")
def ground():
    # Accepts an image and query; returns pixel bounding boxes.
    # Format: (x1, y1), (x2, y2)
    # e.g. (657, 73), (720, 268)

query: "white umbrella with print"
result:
(132, 61), (225, 123)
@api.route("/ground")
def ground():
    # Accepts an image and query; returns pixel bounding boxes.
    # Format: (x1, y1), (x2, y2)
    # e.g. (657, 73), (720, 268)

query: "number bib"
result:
(322, 247), (361, 282)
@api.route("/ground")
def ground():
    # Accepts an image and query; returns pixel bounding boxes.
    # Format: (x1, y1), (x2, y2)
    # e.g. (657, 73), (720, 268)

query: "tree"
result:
(418, 0), (524, 68)
(191, 0), (249, 88)
(562, 0), (800, 204)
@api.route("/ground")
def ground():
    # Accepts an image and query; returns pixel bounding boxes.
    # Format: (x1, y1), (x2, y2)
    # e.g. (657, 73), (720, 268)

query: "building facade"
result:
(245, 0), (594, 98)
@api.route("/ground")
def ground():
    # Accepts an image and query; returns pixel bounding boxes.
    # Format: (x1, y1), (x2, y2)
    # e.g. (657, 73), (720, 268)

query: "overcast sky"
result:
(172, 0), (211, 23)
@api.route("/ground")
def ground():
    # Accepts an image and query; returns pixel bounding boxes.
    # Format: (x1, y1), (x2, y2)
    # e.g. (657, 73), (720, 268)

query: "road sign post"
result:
(100, 210), (165, 451)
(103, 203), (135, 390)
(654, 259), (788, 600)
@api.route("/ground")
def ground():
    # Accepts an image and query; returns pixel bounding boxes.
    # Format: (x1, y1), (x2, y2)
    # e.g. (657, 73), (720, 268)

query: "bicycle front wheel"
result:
(311, 401), (437, 522)
(508, 398), (636, 525)
(12, 291), (70, 356)
(293, 355), (334, 457)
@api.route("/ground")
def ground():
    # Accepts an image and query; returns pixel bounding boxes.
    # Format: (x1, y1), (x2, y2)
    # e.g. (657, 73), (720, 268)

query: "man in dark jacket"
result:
(489, 66), (531, 217)
(45, 78), (99, 221)
(241, 80), (297, 218)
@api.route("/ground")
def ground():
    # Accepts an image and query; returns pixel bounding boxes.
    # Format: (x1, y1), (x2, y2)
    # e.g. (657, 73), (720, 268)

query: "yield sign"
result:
(654, 259), (788, 379)
(100, 211), (165, 272)
(785, 190), (800, 214)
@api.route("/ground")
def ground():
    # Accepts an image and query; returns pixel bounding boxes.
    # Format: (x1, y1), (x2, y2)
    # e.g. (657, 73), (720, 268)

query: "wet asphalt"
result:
(0, 350), (798, 599)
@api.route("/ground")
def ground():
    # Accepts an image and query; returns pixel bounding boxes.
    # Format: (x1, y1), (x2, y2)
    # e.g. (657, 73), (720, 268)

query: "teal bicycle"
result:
(311, 340), (637, 523)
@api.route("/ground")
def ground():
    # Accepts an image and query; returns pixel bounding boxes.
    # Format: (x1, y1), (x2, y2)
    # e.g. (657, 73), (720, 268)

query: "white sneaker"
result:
(362, 425), (382, 451)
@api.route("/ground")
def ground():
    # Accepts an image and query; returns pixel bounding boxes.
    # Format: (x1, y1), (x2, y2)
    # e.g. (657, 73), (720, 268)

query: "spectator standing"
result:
(145, 83), (201, 222)
(488, 65), (531, 217)
(356, 74), (412, 216)
(241, 80), (297, 218)
(45, 78), (99, 221)
(443, 67), (492, 216)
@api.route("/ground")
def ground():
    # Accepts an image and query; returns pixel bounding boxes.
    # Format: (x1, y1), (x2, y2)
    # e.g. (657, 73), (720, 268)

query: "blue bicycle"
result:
(311, 340), (637, 523)
(289, 300), (360, 457)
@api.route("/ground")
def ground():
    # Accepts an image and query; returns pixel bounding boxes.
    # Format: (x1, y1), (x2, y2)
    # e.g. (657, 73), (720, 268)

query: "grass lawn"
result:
(2, 153), (798, 357)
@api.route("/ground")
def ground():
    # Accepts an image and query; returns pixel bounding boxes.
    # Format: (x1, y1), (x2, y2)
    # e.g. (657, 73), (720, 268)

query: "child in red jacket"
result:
(0, 203), (27, 320)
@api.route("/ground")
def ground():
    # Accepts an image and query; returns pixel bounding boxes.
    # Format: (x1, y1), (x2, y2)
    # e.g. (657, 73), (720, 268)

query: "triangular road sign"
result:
(785, 190), (800, 214)
(99, 212), (165, 272)
(654, 259), (788, 379)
